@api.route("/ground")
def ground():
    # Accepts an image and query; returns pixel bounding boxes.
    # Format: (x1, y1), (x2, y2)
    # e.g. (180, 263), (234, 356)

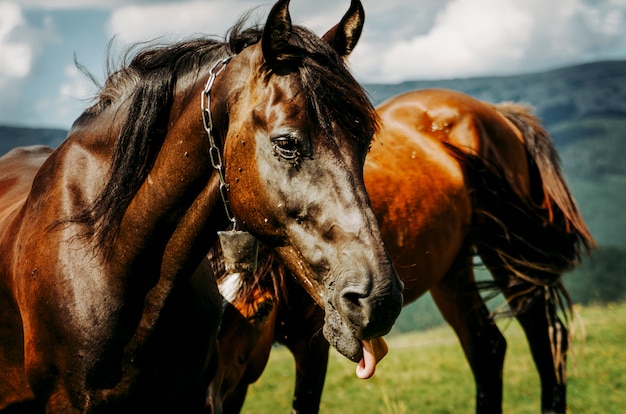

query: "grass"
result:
(241, 302), (626, 413)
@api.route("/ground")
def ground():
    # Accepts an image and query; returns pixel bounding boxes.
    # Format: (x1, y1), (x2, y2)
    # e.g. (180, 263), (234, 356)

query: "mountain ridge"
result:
(364, 60), (626, 128)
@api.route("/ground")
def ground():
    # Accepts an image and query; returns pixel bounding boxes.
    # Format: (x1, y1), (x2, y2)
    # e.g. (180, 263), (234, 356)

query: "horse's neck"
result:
(109, 138), (224, 277)
(53, 117), (223, 278)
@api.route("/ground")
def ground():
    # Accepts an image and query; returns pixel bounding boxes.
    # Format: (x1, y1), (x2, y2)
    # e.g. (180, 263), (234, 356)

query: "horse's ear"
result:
(262, 0), (293, 65)
(322, 0), (365, 57)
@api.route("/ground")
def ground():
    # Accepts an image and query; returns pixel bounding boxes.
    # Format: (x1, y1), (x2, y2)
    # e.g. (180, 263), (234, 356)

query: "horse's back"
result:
(0, 145), (52, 199)
(0, 145), (52, 176)
(0, 145), (53, 162)
(376, 88), (531, 196)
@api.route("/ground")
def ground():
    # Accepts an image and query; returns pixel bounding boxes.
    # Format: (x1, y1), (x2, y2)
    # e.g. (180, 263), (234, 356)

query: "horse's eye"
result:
(272, 135), (300, 162)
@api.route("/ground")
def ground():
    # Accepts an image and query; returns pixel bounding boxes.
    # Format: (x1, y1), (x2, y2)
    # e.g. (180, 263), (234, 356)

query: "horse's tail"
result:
(462, 103), (595, 319)
(498, 102), (595, 251)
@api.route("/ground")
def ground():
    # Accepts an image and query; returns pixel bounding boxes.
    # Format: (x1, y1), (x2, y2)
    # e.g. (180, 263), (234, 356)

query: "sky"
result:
(1, 0), (625, 129)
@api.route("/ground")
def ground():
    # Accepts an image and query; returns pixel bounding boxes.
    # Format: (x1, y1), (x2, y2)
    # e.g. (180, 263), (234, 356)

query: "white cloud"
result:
(375, 0), (534, 82)
(104, 1), (387, 49)
(106, 1), (264, 45)
(59, 64), (96, 101)
(352, 0), (626, 82)
(33, 64), (97, 128)
(0, 2), (33, 82)
(17, 0), (173, 10)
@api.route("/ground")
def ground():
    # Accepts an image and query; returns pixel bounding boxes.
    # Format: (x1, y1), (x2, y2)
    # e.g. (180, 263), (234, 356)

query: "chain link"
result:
(201, 56), (236, 228)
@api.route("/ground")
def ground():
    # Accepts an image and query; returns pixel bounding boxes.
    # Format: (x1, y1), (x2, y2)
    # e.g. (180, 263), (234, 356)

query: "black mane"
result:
(74, 18), (378, 252)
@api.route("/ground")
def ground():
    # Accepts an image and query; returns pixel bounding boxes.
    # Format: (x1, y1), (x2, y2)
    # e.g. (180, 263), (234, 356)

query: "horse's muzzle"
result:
(337, 272), (404, 339)
(322, 264), (403, 364)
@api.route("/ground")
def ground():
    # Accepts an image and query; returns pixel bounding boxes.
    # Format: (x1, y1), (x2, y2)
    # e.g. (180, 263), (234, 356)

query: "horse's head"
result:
(210, 0), (403, 372)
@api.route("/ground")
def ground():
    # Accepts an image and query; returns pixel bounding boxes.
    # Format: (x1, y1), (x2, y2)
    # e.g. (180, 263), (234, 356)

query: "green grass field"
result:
(241, 302), (626, 413)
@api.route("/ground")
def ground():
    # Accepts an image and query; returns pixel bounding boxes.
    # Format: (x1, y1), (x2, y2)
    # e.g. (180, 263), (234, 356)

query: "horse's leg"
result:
(514, 293), (567, 414)
(485, 260), (567, 414)
(274, 287), (328, 414)
(429, 252), (507, 414)
(220, 384), (249, 414)
(286, 333), (330, 414)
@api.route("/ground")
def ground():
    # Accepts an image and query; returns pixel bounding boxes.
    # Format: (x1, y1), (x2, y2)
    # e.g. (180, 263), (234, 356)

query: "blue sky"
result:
(1, 0), (625, 129)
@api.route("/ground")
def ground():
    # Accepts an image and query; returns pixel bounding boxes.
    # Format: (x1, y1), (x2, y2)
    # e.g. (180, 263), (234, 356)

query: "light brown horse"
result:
(0, 1), (403, 412)
(211, 88), (595, 413)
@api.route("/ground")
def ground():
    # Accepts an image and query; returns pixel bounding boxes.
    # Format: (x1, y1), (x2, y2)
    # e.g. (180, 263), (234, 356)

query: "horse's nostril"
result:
(340, 285), (370, 323)
(342, 290), (364, 309)
(337, 279), (402, 339)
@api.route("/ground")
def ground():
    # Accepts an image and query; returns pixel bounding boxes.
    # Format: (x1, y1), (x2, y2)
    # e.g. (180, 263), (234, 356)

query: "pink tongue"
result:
(355, 337), (388, 379)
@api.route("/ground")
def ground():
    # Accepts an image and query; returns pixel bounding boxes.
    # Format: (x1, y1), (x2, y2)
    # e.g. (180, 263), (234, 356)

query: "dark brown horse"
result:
(211, 88), (595, 413)
(0, 1), (403, 412)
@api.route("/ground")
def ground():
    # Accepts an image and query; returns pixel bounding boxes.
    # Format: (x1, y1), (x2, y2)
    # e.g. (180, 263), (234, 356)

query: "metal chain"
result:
(201, 56), (236, 228)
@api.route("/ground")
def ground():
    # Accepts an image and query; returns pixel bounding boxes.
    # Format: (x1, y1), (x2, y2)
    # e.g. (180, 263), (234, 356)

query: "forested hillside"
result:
(364, 60), (626, 127)
(0, 126), (66, 155)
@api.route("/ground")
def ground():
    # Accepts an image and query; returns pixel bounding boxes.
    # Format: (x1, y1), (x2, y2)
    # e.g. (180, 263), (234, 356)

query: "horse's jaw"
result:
(322, 306), (388, 370)
(274, 244), (397, 378)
